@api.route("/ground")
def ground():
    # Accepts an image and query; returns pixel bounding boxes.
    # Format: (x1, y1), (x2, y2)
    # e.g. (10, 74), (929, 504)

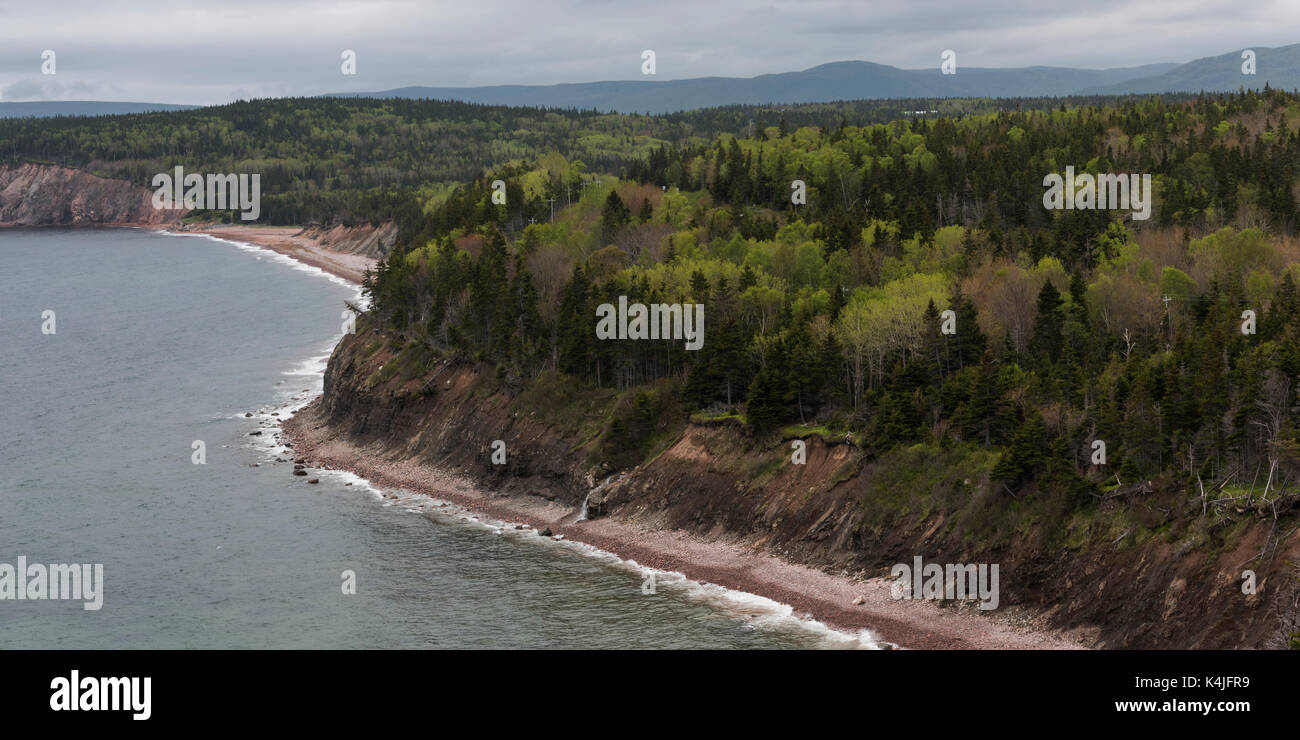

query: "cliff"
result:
(297, 222), (396, 259)
(0, 163), (182, 226)
(0, 163), (400, 258)
(297, 324), (1300, 649)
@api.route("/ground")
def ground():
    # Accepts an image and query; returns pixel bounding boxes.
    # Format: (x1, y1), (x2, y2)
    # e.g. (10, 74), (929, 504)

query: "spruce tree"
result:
(1030, 280), (1065, 365)
(600, 190), (631, 245)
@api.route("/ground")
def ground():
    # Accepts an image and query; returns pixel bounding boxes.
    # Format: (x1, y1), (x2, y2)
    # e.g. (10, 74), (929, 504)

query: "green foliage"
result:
(592, 381), (686, 470)
(360, 82), (1300, 529)
(992, 410), (1048, 484)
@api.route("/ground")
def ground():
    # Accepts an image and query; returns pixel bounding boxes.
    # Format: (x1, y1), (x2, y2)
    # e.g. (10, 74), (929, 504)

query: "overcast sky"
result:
(0, 0), (1296, 104)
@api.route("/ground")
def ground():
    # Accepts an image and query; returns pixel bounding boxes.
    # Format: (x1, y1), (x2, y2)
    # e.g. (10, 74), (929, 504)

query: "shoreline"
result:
(193, 223), (1087, 650)
(281, 406), (1087, 650)
(173, 223), (377, 284)
(0, 222), (378, 285)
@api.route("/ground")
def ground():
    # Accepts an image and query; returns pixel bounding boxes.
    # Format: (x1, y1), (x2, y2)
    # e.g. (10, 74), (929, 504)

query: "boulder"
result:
(585, 489), (607, 519)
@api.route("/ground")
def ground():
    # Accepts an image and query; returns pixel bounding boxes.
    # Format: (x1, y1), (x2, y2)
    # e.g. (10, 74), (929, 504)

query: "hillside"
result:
(287, 326), (1294, 647)
(329, 44), (1300, 114)
(340, 87), (1300, 646)
(1086, 43), (1300, 95)
(0, 93), (1184, 240)
(331, 60), (1183, 113)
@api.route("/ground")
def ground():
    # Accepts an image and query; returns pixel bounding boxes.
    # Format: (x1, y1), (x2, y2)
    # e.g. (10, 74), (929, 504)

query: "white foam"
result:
(171, 229), (371, 449)
(159, 229), (365, 296)
(366, 485), (887, 650)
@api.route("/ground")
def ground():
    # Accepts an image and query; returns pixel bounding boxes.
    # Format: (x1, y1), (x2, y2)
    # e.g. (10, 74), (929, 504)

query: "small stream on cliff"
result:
(0, 228), (875, 649)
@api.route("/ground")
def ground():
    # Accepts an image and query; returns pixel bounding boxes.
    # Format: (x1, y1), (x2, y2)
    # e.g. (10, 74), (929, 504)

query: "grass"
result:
(1062, 507), (1132, 550)
(740, 453), (785, 489)
(855, 442), (999, 539)
(780, 423), (834, 440)
(513, 369), (618, 440)
(690, 410), (745, 424)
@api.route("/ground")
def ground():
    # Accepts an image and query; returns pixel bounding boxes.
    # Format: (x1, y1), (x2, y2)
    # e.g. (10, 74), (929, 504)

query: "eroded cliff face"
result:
(298, 222), (397, 259)
(307, 326), (1300, 649)
(0, 163), (183, 226)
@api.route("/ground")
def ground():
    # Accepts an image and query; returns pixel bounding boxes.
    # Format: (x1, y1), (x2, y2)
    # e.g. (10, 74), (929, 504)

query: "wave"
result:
(157, 230), (363, 294)
(346, 482), (887, 650)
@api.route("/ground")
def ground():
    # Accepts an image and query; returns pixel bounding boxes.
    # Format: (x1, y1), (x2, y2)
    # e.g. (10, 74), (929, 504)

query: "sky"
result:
(0, 0), (1296, 104)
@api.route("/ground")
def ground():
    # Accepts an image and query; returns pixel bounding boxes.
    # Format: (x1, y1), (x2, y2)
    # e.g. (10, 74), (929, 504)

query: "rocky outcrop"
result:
(0, 163), (395, 261)
(0, 163), (183, 226)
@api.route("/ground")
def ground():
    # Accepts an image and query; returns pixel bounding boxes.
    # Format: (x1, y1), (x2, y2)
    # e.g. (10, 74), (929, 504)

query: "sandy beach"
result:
(181, 224), (378, 284)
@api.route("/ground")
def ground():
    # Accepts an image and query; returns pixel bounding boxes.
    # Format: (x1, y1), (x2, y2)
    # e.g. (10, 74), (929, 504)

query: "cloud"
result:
(2, 76), (99, 101)
(0, 0), (1296, 104)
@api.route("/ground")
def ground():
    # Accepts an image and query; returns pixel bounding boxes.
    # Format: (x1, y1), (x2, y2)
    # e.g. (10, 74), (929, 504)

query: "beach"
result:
(280, 406), (1087, 650)
(178, 224), (379, 284)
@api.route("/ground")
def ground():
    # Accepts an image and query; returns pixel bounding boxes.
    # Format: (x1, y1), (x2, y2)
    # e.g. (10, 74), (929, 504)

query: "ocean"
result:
(0, 228), (874, 649)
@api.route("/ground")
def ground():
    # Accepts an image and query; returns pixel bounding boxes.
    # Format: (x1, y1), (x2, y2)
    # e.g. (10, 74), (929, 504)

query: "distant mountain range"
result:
(330, 44), (1300, 114)
(3, 44), (1297, 119)
(1081, 45), (1300, 95)
(329, 61), (1178, 113)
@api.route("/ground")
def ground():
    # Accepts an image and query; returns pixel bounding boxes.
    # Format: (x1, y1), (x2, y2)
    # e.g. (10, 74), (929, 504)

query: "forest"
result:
(356, 86), (1300, 546)
(0, 92), (1193, 242)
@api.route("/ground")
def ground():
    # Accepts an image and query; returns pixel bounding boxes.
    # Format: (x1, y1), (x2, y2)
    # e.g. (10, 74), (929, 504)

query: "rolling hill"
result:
(329, 44), (1300, 113)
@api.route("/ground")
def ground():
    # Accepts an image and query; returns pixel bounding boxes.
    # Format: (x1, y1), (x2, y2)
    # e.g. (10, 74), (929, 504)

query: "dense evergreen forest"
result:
(0, 92), (1192, 242)
(357, 87), (1300, 545)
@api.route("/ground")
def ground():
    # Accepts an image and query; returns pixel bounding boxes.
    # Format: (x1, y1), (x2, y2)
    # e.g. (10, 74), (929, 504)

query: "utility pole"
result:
(547, 197), (556, 223)
(1162, 295), (1174, 347)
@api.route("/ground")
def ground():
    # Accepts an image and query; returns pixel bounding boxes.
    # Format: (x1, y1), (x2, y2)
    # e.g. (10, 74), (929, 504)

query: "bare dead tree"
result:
(1120, 328), (1136, 360)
